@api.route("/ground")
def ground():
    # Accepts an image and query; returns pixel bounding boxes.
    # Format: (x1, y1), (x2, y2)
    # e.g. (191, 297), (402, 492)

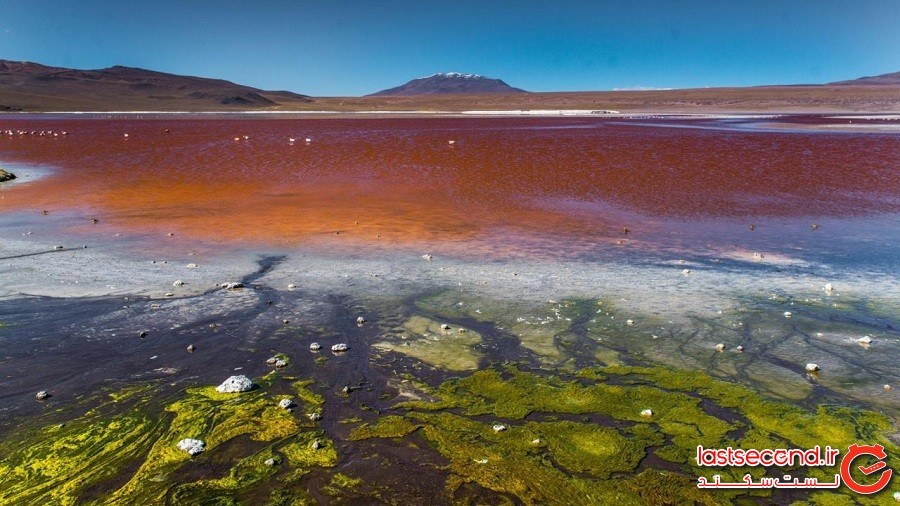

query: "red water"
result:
(1, 116), (898, 256)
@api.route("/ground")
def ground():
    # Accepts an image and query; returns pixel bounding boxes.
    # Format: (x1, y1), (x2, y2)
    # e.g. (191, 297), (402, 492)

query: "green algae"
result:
(291, 379), (325, 407)
(0, 406), (162, 505)
(0, 375), (342, 505)
(279, 431), (337, 470)
(356, 364), (899, 505)
(323, 472), (364, 496)
(349, 415), (420, 440)
(375, 315), (483, 370)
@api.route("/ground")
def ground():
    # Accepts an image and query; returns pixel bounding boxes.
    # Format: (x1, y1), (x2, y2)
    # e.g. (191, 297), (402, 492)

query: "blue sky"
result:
(1, 0), (898, 95)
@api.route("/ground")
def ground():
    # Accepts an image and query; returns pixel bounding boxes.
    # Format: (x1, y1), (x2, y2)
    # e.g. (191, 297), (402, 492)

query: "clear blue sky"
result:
(1, 0), (898, 96)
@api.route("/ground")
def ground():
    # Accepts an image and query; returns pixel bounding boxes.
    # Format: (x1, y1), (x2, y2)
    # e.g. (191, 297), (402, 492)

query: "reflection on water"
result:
(0, 116), (897, 265)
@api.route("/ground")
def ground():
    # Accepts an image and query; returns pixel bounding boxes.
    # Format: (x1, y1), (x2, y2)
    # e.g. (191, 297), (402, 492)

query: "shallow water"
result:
(0, 115), (898, 504)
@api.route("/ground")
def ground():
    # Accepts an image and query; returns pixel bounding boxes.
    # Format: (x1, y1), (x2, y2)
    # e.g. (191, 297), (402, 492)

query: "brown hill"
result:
(0, 60), (313, 111)
(829, 71), (900, 86)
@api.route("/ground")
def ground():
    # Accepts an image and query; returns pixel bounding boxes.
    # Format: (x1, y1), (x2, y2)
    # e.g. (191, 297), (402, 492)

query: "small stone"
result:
(173, 280), (184, 287)
(309, 342), (322, 351)
(356, 316), (366, 325)
(857, 336), (872, 345)
(275, 359), (288, 368)
(266, 357), (278, 365)
(222, 282), (243, 290)
(311, 440), (322, 450)
(805, 363), (820, 373)
(626, 319), (634, 326)
(457, 328), (467, 333)
(139, 331), (148, 338)
(332, 343), (349, 352)
(308, 412), (322, 421)
(492, 424), (507, 432)
(441, 324), (451, 330)
(341, 385), (351, 394)
(282, 319), (290, 325)
(682, 269), (691, 275)
(752, 252), (763, 261)
(422, 254), (433, 261)
(186, 263), (198, 269)
(186, 344), (196, 353)
(264, 458), (277, 466)
(783, 311), (792, 318)
(531, 438), (541, 444)
(883, 384), (892, 391)
(287, 283), (296, 290)
(164, 292), (174, 297)
(640, 409), (653, 417)
(735, 345), (744, 352)
(36, 390), (50, 400)
(177, 438), (206, 456)
(715, 343), (725, 352)
(278, 398), (294, 409)
(215, 375), (254, 393)
(824, 283), (834, 292)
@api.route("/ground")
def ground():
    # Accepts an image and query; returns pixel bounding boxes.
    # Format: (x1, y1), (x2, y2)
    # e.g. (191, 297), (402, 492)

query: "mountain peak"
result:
(370, 72), (527, 96)
(425, 72), (485, 79)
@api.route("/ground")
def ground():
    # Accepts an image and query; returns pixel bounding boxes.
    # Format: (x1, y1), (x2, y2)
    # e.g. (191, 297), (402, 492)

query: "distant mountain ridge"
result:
(0, 60), (313, 111)
(369, 72), (527, 96)
(829, 71), (900, 86)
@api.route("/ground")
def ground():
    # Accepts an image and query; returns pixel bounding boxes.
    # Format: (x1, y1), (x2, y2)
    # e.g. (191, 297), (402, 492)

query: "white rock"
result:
(884, 384), (892, 391)
(356, 316), (366, 325)
(266, 357), (277, 365)
(824, 283), (834, 292)
(275, 359), (288, 368)
(682, 269), (691, 275)
(893, 491), (900, 502)
(177, 438), (206, 456)
(857, 336), (872, 345)
(441, 324), (451, 330)
(35, 390), (50, 400)
(492, 424), (507, 432)
(422, 254), (433, 261)
(805, 363), (820, 373)
(264, 458), (277, 466)
(640, 409), (653, 417)
(308, 412), (322, 421)
(278, 398), (294, 409)
(311, 440), (322, 450)
(783, 311), (792, 318)
(332, 343), (349, 352)
(186, 263), (198, 269)
(715, 343), (725, 352)
(215, 375), (254, 393)
(221, 282), (244, 290)
(626, 319), (634, 326)
(287, 283), (296, 290)
(735, 345), (744, 352)
(173, 280), (184, 287)
(309, 342), (322, 351)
